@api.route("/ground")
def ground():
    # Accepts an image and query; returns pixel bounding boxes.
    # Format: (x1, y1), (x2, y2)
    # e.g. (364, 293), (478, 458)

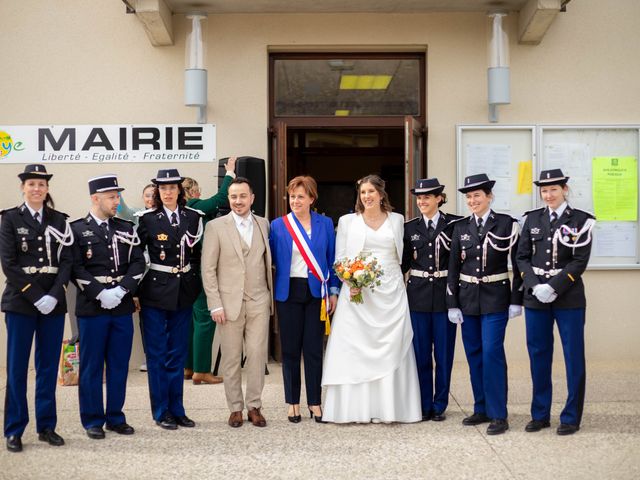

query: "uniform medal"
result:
(21, 238), (28, 252)
(86, 242), (93, 259)
(461, 249), (466, 261)
(413, 248), (417, 260)
(160, 246), (166, 261)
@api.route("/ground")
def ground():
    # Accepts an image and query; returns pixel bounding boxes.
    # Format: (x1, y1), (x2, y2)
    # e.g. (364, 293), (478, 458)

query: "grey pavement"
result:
(0, 360), (639, 480)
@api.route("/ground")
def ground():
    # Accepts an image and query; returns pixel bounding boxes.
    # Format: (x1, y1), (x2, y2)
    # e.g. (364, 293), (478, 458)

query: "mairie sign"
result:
(0, 124), (216, 163)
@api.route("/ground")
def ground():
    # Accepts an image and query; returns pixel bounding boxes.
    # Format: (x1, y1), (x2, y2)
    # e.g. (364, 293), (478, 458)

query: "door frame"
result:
(268, 51), (427, 220)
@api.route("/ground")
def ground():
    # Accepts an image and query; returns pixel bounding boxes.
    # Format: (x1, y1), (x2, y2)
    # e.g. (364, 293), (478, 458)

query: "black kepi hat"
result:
(458, 173), (496, 193)
(410, 178), (445, 195)
(18, 164), (52, 182)
(534, 168), (569, 187)
(152, 168), (184, 185)
(88, 174), (125, 194)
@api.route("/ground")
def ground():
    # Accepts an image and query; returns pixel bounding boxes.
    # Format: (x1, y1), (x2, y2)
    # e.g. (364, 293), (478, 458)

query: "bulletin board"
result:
(456, 124), (640, 269)
(539, 126), (639, 268)
(456, 125), (536, 220)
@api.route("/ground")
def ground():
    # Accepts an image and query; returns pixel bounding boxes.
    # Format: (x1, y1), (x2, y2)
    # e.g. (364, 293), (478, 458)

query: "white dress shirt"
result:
(231, 211), (253, 246)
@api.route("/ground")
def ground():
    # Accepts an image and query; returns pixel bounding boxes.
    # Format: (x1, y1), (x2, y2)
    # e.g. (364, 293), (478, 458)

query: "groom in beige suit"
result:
(201, 177), (273, 428)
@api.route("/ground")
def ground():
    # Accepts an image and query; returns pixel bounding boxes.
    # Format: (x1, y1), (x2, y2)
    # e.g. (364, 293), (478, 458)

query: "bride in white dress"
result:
(322, 175), (422, 423)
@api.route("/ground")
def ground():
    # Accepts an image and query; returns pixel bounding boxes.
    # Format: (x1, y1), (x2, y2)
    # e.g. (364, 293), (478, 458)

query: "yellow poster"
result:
(517, 160), (532, 194)
(592, 156), (638, 221)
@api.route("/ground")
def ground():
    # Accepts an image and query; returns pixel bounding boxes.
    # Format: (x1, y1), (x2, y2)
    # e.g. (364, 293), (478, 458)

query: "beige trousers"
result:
(219, 295), (270, 412)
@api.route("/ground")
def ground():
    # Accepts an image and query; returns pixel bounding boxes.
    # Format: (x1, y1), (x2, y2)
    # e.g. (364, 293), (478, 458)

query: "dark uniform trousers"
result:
(447, 211), (523, 420)
(402, 212), (460, 415)
(136, 206), (203, 421)
(517, 206), (593, 426)
(0, 204), (72, 438)
(71, 214), (145, 429)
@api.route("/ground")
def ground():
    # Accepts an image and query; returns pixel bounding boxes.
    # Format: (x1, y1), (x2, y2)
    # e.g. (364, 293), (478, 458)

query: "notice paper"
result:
(592, 156), (638, 221)
(517, 161), (532, 194)
(593, 222), (637, 257)
(466, 144), (512, 178)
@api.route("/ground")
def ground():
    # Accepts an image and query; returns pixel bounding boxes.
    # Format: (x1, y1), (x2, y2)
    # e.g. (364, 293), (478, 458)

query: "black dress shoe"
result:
(557, 423), (580, 436)
(175, 416), (196, 428)
(525, 419), (551, 432)
(487, 419), (509, 435)
(38, 429), (65, 446)
(462, 413), (491, 426)
(422, 411), (432, 421)
(431, 411), (446, 422)
(6, 435), (22, 453)
(106, 423), (135, 435)
(156, 414), (178, 430)
(86, 427), (106, 439)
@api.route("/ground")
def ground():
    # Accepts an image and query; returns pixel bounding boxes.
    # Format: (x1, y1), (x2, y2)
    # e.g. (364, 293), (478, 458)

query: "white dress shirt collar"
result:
(473, 210), (491, 225)
(25, 204), (43, 221)
(163, 205), (180, 224)
(89, 212), (109, 227)
(231, 211), (253, 227)
(423, 211), (440, 227)
(550, 202), (568, 220)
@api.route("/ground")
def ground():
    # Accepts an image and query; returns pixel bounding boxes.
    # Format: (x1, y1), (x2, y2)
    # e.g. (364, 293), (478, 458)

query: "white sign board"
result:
(0, 124), (216, 163)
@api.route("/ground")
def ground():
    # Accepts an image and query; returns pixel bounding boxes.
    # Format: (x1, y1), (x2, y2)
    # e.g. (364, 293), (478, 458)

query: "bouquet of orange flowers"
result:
(333, 253), (384, 304)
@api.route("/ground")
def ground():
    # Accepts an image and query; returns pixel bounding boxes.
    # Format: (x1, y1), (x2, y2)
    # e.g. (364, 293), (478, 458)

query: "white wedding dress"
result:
(322, 216), (422, 423)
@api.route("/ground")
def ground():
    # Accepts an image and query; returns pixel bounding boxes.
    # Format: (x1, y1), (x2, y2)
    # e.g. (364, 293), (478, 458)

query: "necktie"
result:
(550, 211), (558, 228)
(171, 212), (178, 228)
(427, 219), (435, 237)
(240, 219), (250, 245)
(99, 222), (109, 237)
(477, 217), (484, 237)
(33, 212), (40, 224)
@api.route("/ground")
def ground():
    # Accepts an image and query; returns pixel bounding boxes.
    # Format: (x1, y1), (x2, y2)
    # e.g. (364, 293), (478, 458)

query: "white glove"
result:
(508, 304), (523, 319)
(448, 308), (464, 325)
(34, 295), (58, 315)
(532, 284), (557, 303)
(112, 286), (128, 300)
(97, 288), (122, 310)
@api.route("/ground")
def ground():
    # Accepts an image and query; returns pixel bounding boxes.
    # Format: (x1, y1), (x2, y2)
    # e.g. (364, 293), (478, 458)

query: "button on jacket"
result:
(136, 206), (204, 310)
(0, 204), (73, 315)
(447, 211), (523, 315)
(516, 206), (595, 309)
(402, 212), (461, 312)
(70, 214), (146, 316)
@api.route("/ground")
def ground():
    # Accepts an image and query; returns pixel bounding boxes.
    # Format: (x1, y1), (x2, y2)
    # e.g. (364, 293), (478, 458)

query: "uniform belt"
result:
(410, 269), (448, 279)
(22, 266), (59, 274)
(95, 275), (124, 284)
(532, 267), (561, 276)
(460, 272), (509, 284)
(149, 263), (191, 274)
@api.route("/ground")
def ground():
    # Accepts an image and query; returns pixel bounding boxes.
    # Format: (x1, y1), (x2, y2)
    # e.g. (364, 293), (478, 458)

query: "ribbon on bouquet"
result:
(282, 213), (331, 335)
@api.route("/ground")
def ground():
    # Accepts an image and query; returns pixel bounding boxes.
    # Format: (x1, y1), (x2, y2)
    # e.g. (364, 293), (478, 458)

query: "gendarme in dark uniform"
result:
(447, 173), (523, 435)
(136, 168), (204, 430)
(70, 174), (145, 439)
(401, 178), (461, 421)
(516, 168), (595, 435)
(1, 164), (74, 453)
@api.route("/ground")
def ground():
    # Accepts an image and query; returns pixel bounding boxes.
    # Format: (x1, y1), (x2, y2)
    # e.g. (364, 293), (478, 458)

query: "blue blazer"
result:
(269, 211), (339, 302)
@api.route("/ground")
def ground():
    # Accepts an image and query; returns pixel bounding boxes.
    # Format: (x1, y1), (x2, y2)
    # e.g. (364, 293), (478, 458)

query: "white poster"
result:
(593, 222), (637, 257)
(0, 124), (216, 164)
(465, 143), (512, 211)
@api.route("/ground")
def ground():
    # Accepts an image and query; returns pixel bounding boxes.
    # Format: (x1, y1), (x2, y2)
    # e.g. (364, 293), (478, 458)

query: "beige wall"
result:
(1, 0), (638, 367)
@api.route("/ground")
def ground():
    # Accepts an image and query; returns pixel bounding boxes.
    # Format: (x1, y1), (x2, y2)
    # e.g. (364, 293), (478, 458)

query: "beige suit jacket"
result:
(201, 213), (274, 321)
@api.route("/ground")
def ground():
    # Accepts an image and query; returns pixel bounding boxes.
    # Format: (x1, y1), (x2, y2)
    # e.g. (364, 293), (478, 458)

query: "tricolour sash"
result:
(282, 213), (331, 334)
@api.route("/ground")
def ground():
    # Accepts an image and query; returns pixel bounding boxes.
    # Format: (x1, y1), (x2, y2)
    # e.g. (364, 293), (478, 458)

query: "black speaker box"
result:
(217, 156), (266, 217)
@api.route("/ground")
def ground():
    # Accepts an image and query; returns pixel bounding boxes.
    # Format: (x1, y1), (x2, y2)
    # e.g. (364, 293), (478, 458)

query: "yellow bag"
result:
(58, 340), (80, 386)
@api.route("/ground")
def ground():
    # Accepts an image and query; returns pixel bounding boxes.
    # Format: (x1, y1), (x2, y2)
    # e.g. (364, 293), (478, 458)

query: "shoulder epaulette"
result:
(0, 206), (18, 216)
(134, 208), (156, 217)
(523, 207), (545, 216)
(405, 216), (420, 224)
(112, 216), (135, 226)
(570, 207), (596, 220)
(449, 216), (467, 225)
(184, 206), (205, 216)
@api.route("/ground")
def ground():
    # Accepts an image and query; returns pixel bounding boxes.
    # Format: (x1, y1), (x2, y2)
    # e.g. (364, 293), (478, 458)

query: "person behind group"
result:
(117, 183), (156, 224)
(321, 174), (422, 424)
(1, 164), (74, 453)
(446, 173), (523, 435)
(136, 168), (204, 430)
(182, 156), (237, 385)
(201, 177), (273, 428)
(402, 178), (461, 422)
(269, 176), (339, 423)
(516, 169), (595, 436)
(69, 175), (145, 440)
